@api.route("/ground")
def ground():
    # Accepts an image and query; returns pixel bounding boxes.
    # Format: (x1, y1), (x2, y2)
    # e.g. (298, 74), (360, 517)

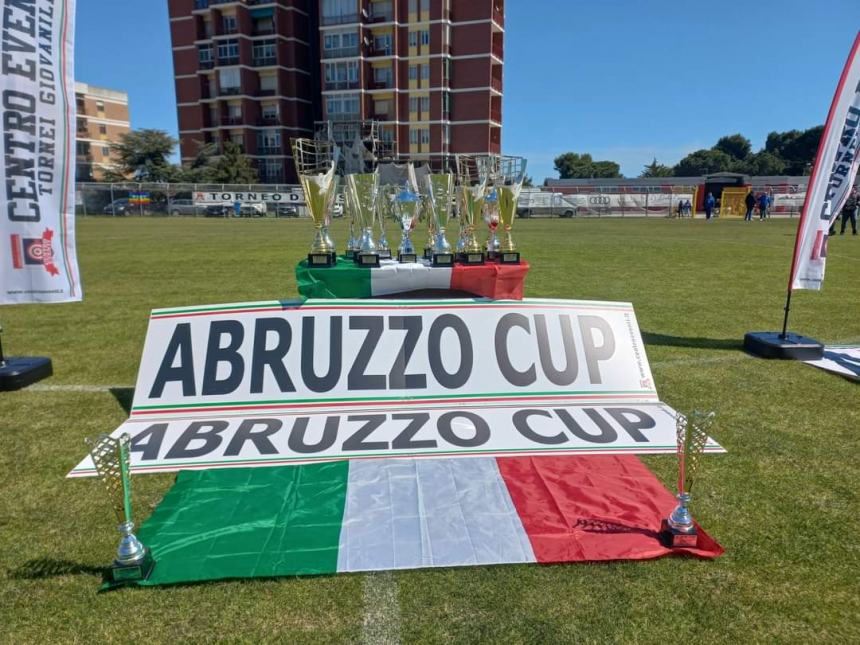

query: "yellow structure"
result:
(719, 187), (750, 219)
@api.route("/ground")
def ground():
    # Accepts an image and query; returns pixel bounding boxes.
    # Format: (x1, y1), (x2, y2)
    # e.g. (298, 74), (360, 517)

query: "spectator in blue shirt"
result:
(704, 193), (715, 220)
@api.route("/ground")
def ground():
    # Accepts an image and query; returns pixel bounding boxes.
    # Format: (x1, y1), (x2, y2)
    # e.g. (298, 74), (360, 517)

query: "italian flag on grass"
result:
(128, 455), (721, 587)
(296, 258), (529, 300)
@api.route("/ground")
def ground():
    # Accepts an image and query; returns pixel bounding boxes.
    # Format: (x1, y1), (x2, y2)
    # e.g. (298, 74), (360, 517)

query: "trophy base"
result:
(499, 251), (521, 265)
(344, 249), (356, 260)
(109, 548), (155, 584)
(743, 331), (824, 361)
(423, 248), (433, 260)
(659, 519), (699, 548)
(398, 252), (418, 264)
(459, 252), (485, 265)
(308, 252), (335, 268)
(485, 251), (498, 262)
(356, 253), (380, 268)
(432, 252), (455, 267)
(0, 356), (53, 391)
(378, 249), (392, 260)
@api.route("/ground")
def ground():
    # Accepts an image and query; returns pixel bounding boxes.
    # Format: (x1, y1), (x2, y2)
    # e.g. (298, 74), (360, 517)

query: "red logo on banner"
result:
(9, 229), (60, 276)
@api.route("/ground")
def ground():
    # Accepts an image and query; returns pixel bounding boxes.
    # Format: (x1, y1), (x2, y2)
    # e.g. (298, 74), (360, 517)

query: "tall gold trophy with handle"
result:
(497, 155), (527, 264)
(291, 138), (339, 267)
(87, 433), (155, 583)
(454, 155), (488, 265)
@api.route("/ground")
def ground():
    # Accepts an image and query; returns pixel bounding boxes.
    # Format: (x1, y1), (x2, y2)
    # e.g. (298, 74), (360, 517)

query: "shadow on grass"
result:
(110, 387), (135, 414)
(574, 518), (658, 539)
(642, 331), (742, 351)
(9, 558), (105, 579)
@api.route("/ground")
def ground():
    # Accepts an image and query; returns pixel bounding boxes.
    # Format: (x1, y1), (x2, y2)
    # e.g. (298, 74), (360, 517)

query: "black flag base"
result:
(743, 331), (824, 361)
(0, 356), (53, 391)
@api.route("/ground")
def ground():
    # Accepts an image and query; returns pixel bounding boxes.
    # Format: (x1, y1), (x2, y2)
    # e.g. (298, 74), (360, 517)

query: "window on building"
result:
(408, 31), (417, 47)
(420, 0), (430, 11)
(228, 103), (242, 118)
(222, 15), (237, 33)
(202, 18), (213, 37)
(76, 141), (90, 156)
(326, 93), (360, 117)
(219, 67), (241, 90)
(408, 65), (418, 81)
(259, 158), (282, 179)
(374, 99), (391, 116)
(262, 104), (279, 120)
(217, 39), (239, 60)
(443, 124), (450, 146)
(409, 128), (419, 145)
(230, 133), (244, 149)
(259, 73), (277, 92)
(420, 30), (430, 46)
(324, 61), (358, 87)
(443, 58), (451, 84)
(101, 146), (110, 156)
(420, 64), (430, 80)
(95, 100), (105, 113)
(99, 124), (107, 135)
(76, 118), (86, 132)
(76, 95), (85, 111)
(442, 92), (451, 118)
(252, 40), (276, 61)
(199, 45), (213, 64)
(409, 96), (418, 113)
(374, 34), (392, 54)
(258, 129), (281, 149)
(420, 128), (430, 144)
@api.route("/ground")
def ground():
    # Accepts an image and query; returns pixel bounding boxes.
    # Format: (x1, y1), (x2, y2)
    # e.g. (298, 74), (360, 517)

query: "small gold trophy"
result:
(425, 173), (455, 267)
(455, 155), (488, 265)
(497, 155), (527, 264)
(660, 411), (714, 548)
(347, 172), (381, 267)
(291, 138), (339, 268)
(87, 434), (155, 583)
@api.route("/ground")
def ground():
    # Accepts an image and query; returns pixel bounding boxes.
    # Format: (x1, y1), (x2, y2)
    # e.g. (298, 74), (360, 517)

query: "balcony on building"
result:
(368, 2), (393, 23)
(252, 56), (277, 67)
(491, 74), (502, 92)
(222, 115), (243, 126)
(323, 45), (360, 59)
(367, 44), (392, 57)
(219, 85), (242, 96)
(369, 76), (393, 90)
(258, 114), (280, 126)
(257, 145), (282, 155)
(324, 79), (360, 91)
(493, 2), (505, 28)
(320, 12), (359, 26)
(218, 56), (239, 66)
(200, 60), (215, 70)
(252, 19), (275, 36)
(327, 112), (361, 122)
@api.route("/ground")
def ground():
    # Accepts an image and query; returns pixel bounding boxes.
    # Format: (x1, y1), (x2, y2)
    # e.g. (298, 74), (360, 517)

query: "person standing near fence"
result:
(839, 187), (858, 235)
(744, 190), (756, 222)
(757, 192), (768, 221)
(704, 192), (715, 220)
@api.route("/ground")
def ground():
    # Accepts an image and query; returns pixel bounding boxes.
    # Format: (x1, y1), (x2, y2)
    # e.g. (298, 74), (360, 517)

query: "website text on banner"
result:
(791, 31), (860, 291)
(68, 298), (723, 476)
(1, 0), (81, 304)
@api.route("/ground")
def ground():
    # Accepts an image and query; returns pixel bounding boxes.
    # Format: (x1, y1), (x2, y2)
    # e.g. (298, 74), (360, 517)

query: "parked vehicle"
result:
(167, 199), (198, 216)
(276, 204), (299, 217)
(205, 204), (230, 217)
(103, 198), (130, 215)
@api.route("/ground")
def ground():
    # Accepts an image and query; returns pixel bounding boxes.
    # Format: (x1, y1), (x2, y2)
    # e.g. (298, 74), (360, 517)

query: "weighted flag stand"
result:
(743, 290), (824, 361)
(0, 324), (53, 392)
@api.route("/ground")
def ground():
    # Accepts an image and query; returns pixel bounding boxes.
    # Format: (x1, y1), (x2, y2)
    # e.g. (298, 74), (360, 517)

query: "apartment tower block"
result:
(168, 0), (503, 182)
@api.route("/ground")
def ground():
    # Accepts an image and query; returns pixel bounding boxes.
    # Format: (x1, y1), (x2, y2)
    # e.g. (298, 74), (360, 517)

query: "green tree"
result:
(741, 151), (787, 176)
(673, 149), (736, 176)
(108, 129), (178, 182)
(553, 152), (622, 179)
(639, 157), (674, 178)
(765, 126), (823, 174)
(205, 141), (259, 184)
(522, 175), (534, 188)
(175, 141), (219, 183)
(713, 134), (752, 160)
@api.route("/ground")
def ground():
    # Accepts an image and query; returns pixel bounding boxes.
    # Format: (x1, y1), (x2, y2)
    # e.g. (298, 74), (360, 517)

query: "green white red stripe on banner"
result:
(109, 455), (722, 587)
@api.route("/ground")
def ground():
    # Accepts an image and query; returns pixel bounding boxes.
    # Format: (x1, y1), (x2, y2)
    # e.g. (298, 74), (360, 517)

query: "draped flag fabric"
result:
(790, 31), (860, 291)
(1, 0), (81, 304)
(296, 259), (528, 300)
(117, 455), (722, 587)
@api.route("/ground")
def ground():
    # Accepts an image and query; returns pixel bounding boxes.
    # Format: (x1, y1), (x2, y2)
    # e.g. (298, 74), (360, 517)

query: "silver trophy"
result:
(347, 173), (381, 267)
(377, 185), (395, 260)
(483, 186), (501, 260)
(394, 181), (420, 263)
(343, 184), (360, 260)
(496, 155), (527, 264)
(425, 173), (455, 267)
(87, 433), (155, 583)
(661, 410), (714, 547)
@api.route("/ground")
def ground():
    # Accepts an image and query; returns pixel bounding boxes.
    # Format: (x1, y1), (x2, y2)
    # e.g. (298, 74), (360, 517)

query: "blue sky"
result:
(75, 0), (860, 180)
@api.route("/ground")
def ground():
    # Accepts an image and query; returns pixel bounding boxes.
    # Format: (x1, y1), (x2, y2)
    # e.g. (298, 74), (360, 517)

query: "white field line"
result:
(361, 571), (402, 645)
(28, 383), (133, 393)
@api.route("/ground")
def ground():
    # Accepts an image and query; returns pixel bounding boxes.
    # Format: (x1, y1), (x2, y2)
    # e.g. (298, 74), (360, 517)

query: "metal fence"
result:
(519, 186), (697, 218)
(75, 182), (309, 218)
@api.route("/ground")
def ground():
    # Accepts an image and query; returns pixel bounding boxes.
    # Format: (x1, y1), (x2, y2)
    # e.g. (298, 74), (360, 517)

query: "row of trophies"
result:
(86, 410), (714, 583)
(291, 138), (528, 269)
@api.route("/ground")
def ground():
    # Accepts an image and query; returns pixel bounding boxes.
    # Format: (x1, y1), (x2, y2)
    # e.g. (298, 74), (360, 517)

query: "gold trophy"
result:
(455, 155), (488, 265)
(291, 138), (339, 267)
(660, 411), (714, 548)
(87, 434), (155, 583)
(347, 172), (381, 267)
(425, 173), (455, 267)
(497, 155), (527, 264)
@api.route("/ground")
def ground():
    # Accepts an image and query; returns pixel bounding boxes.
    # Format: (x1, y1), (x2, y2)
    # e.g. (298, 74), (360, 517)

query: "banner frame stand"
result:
(743, 330), (823, 361)
(0, 327), (53, 391)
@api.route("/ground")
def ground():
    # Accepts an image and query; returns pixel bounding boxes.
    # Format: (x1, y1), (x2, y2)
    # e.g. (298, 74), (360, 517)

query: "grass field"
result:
(1, 216), (859, 643)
